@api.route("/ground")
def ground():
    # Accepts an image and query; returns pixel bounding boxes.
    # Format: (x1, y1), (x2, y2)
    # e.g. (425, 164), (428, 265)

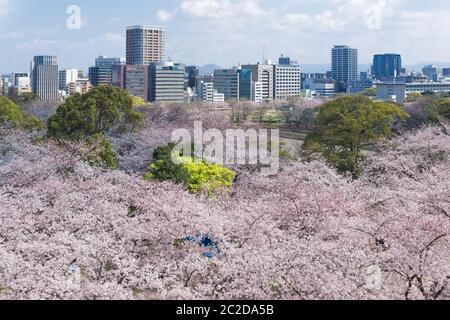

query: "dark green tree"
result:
(48, 85), (142, 139)
(302, 96), (408, 178)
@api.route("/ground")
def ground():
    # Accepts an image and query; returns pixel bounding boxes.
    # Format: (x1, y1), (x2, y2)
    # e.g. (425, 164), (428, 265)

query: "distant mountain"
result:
(199, 64), (222, 75)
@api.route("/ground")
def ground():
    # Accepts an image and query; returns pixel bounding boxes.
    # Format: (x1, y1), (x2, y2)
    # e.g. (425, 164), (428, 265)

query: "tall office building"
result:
(126, 25), (166, 65)
(185, 65), (199, 89)
(331, 45), (358, 92)
(149, 61), (185, 103)
(273, 56), (301, 100)
(31, 56), (59, 101)
(373, 54), (402, 80)
(241, 62), (274, 101)
(238, 68), (252, 101)
(213, 68), (240, 102)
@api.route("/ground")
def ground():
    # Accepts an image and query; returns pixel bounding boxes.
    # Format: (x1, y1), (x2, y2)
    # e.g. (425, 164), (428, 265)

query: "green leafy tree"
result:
(302, 96), (408, 178)
(83, 134), (118, 169)
(0, 96), (43, 130)
(48, 85), (142, 140)
(145, 143), (236, 194)
(426, 98), (450, 122)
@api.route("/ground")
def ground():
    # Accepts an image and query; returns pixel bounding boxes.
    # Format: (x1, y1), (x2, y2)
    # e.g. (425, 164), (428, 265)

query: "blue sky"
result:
(1, 0), (449, 73)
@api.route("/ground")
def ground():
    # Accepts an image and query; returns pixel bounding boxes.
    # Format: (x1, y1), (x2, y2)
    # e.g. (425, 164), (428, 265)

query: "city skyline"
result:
(1, 0), (450, 73)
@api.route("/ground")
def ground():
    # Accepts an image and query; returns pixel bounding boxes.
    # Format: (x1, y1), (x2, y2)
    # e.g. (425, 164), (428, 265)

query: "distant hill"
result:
(199, 64), (222, 75)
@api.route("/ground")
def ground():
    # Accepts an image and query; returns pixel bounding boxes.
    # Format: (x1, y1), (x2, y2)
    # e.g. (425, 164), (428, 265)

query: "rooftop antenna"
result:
(262, 43), (266, 63)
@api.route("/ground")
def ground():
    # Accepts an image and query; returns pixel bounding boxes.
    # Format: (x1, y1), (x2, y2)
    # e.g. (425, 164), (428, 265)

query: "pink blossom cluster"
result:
(0, 123), (449, 300)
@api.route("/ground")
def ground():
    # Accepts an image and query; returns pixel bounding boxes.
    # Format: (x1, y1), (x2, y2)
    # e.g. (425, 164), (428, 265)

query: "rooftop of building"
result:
(126, 25), (166, 31)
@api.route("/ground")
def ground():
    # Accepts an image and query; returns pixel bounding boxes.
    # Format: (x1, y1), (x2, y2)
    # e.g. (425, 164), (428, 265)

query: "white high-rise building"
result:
(273, 57), (301, 100)
(252, 82), (263, 102)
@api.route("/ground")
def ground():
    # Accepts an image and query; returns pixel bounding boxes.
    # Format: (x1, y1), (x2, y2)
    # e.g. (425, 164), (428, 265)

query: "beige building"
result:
(126, 25), (166, 65)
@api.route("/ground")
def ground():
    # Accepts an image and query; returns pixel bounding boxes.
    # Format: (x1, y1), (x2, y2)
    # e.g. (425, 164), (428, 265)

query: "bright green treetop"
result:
(145, 143), (236, 195)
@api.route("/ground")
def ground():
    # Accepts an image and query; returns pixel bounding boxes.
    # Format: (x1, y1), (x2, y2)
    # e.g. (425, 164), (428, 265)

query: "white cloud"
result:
(1, 31), (25, 40)
(0, 0), (12, 17)
(17, 39), (58, 50)
(157, 9), (177, 22)
(98, 32), (124, 43)
(179, 0), (266, 18)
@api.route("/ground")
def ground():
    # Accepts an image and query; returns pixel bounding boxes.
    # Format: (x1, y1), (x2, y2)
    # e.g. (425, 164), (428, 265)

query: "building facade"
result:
(59, 69), (78, 91)
(89, 56), (125, 87)
(124, 65), (150, 102)
(126, 25), (166, 65)
(273, 58), (301, 100)
(238, 68), (252, 101)
(198, 81), (224, 102)
(213, 68), (240, 102)
(185, 65), (199, 89)
(241, 62), (274, 101)
(373, 54), (402, 80)
(95, 56), (125, 68)
(31, 56), (59, 101)
(331, 45), (358, 92)
(149, 61), (185, 103)
(443, 68), (450, 77)
(422, 65), (439, 81)
(376, 82), (450, 104)
(13, 73), (30, 88)
(307, 80), (335, 98)
(252, 82), (263, 102)
(89, 67), (113, 87)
